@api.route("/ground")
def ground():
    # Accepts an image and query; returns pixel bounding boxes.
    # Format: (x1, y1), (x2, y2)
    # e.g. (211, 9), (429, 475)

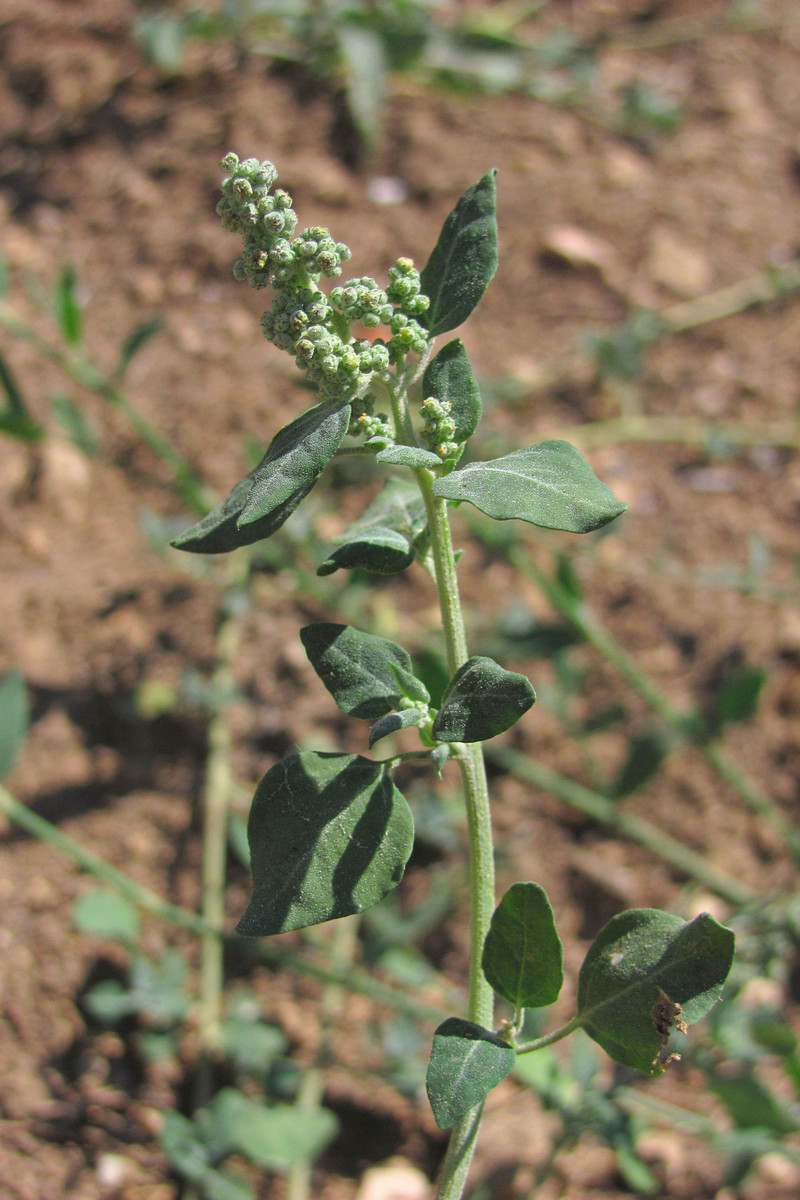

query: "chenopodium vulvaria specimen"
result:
(170, 154), (734, 1141)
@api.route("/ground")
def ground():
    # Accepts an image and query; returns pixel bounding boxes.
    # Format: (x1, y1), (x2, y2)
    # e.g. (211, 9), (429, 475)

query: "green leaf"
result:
(376, 446), (442, 468)
(433, 440), (628, 533)
(300, 623), (429, 719)
(317, 526), (416, 577)
(220, 1017), (286, 1074)
(432, 656), (535, 743)
(160, 1110), (209, 1181)
(57, 263), (82, 345)
(237, 400), (351, 528)
(339, 24), (386, 151)
(426, 1017), (515, 1129)
(227, 1096), (338, 1170)
(712, 665), (766, 733)
(420, 172), (498, 337)
(481, 882), (563, 1010)
(317, 479), (427, 576)
(368, 707), (428, 748)
(117, 315), (163, 378)
(172, 401), (350, 553)
(612, 728), (671, 798)
(237, 752), (414, 935)
(0, 669), (29, 779)
(51, 395), (100, 455)
(135, 12), (187, 73)
(0, 353), (43, 442)
(72, 888), (140, 941)
(83, 979), (136, 1023)
(199, 1168), (254, 1200)
(422, 339), (482, 443)
(128, 949), (191, 1025)
(709, 1070), (799, 1135)
(576, 909), (735, 1074)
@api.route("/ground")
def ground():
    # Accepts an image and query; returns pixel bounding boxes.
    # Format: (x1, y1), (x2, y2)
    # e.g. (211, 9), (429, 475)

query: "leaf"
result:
(376, 446), (442, 468)
(318, 479), (428, 576)
(232, 1099), (338, 1170)
(160, 1110), (209, 1181)
(0, 669), (29, 779)
(237, 752), (414, 935)
(135, 12), (187, 73)
(300, 623), (429, 719)
(51, 395), (100, 455)
(117, 316), (163, 378)
(611, 728), (671, 798)
(338, 24), (386, 152)
(172, 401), (350, 553)
(420, 172), (499, 337)
(57, 263), (82, 345)
(199, 1168), (254, 1200)
(368, 707), (428, 748)
(433, 441), (628, 533)
(237, 399), (351, 527)
(426, 1017), (515, 1129)
(0, 353), (43, 442)
(481, 882), (563, 1010)
(172, 469), (313, 553)
(576, 909), (735, 1074)
(72, 888), (140, 941)
(709, 1071), (799, 1135)
(317, 526), (416, 577)
(422, 339), (482, 443)
(432, 656), (535, 743)
(712, 665), (766, 733)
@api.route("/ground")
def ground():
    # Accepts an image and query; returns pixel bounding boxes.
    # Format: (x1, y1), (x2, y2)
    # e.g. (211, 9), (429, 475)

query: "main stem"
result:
(417, 469), (496, 1199)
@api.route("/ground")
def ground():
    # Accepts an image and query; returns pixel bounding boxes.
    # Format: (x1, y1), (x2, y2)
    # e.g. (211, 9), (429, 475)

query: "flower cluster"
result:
(421, 396), (459, 461)
(218, 153), (433, 416)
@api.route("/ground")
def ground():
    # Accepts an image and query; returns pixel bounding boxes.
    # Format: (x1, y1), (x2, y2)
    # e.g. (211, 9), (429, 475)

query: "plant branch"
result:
(416, 470), (496, 1199)
(485, 745), (756, 908)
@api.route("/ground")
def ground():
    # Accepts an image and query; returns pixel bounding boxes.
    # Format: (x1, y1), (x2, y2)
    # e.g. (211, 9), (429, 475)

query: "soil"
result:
(1, 1), (800, 1198)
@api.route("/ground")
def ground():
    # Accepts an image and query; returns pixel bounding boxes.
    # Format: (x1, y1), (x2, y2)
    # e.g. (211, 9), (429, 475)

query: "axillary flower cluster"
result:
(216, 152), (449, 453)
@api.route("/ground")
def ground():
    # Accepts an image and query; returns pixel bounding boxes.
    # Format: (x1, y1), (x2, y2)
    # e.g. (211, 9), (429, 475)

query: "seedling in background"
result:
(168, 153), (735, 1197)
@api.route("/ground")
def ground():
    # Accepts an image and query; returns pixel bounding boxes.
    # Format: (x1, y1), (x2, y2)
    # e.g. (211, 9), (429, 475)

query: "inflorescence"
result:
(217, 153), (458, 456)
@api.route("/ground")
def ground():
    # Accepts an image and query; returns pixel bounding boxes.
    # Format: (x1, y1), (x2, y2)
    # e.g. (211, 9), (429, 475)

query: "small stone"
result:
(356, 1158), (432, 1200)
(541, 225), (619, 275)
(647, 227), (712, 297)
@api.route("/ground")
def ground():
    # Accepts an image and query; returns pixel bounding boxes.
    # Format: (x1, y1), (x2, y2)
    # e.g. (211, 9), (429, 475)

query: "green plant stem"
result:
(0, 783), (450, 1023)
(195, 585), (245, 1107)
(518, 550), (800, 863)
(514, 1014), (583, 1056)
(486, 746), (756, 908)
(0, 303), (209, 514)
(569, 414), (800, 453)
(287, 915), (359, 1200)
(416, 470), (496, 1199)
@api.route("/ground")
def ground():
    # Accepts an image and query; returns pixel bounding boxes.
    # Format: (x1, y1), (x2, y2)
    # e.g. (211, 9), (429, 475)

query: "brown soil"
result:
(2, 1), (800, 1197)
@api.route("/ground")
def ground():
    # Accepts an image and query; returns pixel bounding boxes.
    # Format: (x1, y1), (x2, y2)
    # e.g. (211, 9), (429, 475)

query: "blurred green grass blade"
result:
(0, 670), (30, 779)
(56, 262), (83, 345)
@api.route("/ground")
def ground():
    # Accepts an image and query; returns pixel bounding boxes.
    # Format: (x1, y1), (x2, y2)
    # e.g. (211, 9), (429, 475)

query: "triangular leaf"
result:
(432, 656), (535, 743)
(433, 440), (628, 533)
(482, 882), (563, 1010)
(577, 909), (735, 1074)
(171, 468), (313, 554)
(0, 669), (29, 779)
(237, 752), (414, 935)
(422, 339), (482, 443)
(300, 623), (429, 719)
(238, 399), (351, 527)
(368, 707), (428, 748)
(420, 172), (498, 337)
(612, 728), (672, 798)
(376, 446), (442, 468)
(337, 479), (427, 545)
(426, 1017), (515, 1129)
(317, 526), (415, 577)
